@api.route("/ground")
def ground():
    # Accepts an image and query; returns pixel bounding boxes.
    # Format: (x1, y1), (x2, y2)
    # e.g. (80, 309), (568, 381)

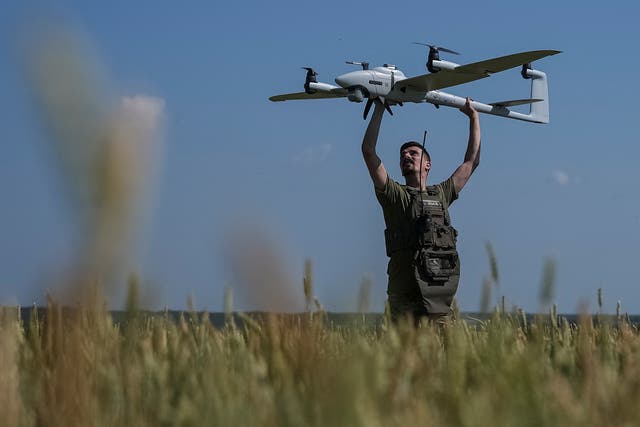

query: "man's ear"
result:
(425, 160), (431, 172)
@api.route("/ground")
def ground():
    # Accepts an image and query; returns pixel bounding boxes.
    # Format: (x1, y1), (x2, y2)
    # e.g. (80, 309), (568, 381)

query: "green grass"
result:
(2, 302), (640, 427)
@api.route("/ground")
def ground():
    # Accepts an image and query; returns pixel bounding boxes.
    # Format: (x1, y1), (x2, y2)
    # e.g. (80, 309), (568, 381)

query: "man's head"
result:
(400, 141), (431, 177)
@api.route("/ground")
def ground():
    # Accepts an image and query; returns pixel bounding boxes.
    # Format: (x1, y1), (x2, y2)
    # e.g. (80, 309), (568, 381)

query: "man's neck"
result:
(404, 173), (427, 190)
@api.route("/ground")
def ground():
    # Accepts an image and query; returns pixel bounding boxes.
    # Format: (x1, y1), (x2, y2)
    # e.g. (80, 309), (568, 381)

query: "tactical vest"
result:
(384, 185), (460, 294)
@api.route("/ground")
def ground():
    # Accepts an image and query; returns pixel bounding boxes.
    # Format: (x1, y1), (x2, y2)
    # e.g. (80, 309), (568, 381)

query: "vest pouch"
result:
(433, 225), (457, 249)
(416, 249), (459, 282)
(415, 248), (460, 306)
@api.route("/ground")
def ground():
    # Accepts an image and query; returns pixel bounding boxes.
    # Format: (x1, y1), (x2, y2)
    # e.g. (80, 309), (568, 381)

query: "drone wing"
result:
(395, 49), (561, 92)
(454, 50), (561, 74)
(269, 90), (347, 102)
(396, 70), (488, 92)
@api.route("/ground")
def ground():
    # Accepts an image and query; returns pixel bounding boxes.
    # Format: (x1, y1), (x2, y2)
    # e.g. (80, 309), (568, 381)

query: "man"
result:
(361, 98), (481, 322)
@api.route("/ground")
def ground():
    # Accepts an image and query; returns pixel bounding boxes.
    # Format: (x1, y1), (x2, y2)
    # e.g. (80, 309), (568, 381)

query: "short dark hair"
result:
(400, 141), (430, 161)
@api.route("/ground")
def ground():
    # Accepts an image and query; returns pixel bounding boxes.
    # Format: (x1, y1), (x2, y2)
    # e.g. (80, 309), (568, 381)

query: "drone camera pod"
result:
(347, 88), (365, 102)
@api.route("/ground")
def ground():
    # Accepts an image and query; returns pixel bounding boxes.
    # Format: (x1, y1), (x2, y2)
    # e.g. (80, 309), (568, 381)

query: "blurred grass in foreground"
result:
(25, 26), (163, 304)
(2, 302), (640, 427)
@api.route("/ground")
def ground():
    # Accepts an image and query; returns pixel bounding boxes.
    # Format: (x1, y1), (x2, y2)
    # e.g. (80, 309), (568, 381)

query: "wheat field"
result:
(1, 298), (640, 427)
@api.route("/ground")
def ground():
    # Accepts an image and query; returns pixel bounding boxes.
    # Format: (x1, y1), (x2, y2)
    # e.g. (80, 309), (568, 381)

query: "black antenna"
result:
(419, 130), (427, 221)
(420, 130), (427, 190)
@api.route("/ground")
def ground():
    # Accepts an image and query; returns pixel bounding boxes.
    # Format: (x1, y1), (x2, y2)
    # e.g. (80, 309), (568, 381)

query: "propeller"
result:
(412, 42), (460, 55)
(302, 67), (318, 78)
(363, 99), (373, 120)
(346, 61), (369, 70)
(412, 42), (460, 73)
(363, 97), (394, 120)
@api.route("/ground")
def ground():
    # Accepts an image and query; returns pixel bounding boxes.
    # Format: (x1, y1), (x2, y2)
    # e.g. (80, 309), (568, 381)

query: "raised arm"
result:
(361, 102), (388, 190)
(451, 97), (481, 193)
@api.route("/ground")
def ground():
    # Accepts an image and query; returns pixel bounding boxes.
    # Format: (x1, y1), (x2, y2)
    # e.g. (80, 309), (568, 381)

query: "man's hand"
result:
(459, 97), (478, 119)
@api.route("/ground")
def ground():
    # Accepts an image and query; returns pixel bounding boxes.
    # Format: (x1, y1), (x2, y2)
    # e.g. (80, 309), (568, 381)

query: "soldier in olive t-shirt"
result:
(361, 98), (481, 321)
(376, 175), (459, 318)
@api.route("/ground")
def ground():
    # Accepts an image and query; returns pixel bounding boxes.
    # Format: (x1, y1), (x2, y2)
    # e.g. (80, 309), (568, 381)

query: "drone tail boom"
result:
(423, 66), (552, 124)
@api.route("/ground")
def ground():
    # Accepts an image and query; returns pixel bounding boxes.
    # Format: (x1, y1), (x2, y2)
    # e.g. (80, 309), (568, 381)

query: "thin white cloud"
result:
(112, 94), (166, 188)
(291, 143), (333, 165)
(119, 95), (165, 140)
(552, 169), (570, 186)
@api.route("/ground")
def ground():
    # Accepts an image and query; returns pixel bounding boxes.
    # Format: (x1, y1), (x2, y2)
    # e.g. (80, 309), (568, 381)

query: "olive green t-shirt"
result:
(375, 175), (458, 295)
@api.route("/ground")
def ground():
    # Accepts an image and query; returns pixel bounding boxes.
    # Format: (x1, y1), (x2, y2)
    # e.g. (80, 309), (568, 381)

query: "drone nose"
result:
(335, 72), (358, 88)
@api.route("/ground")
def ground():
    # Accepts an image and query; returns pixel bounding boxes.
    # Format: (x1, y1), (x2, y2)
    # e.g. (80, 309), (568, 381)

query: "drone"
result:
(269, 44), (561, 123)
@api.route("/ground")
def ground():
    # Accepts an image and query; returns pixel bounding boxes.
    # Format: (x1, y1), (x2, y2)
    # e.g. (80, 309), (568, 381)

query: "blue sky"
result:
(2, 0), (639, 313)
